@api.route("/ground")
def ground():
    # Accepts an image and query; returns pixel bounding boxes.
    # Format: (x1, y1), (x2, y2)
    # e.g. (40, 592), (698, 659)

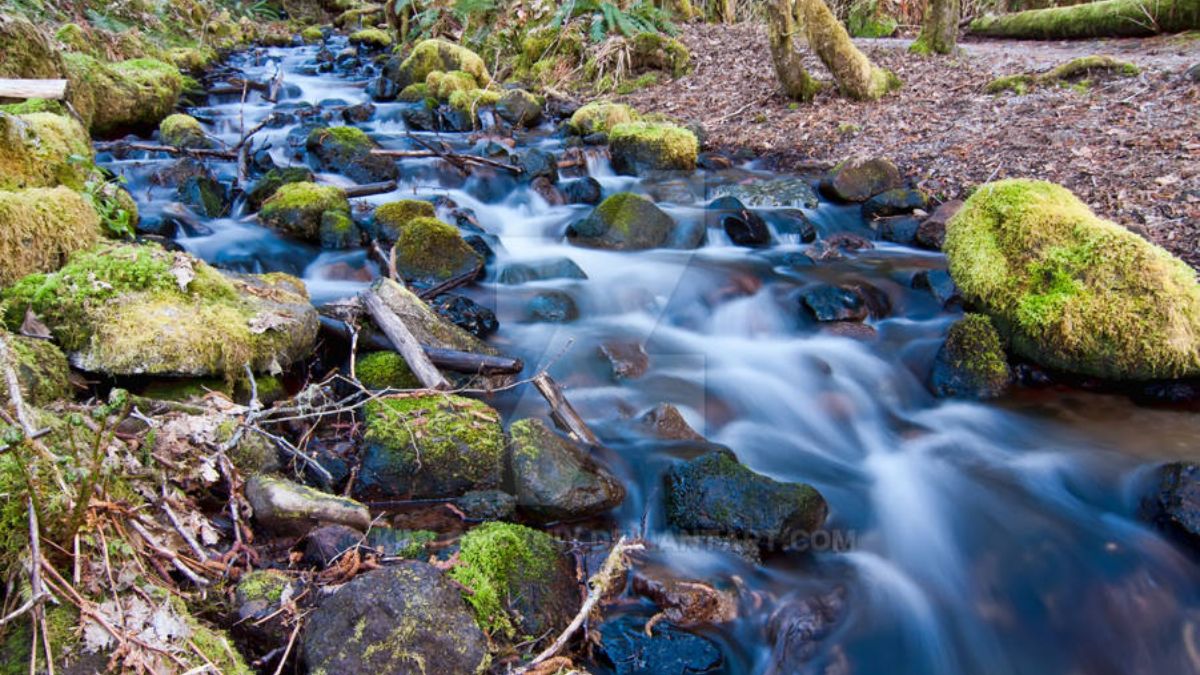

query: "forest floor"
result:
(617, 24), (1200, 268)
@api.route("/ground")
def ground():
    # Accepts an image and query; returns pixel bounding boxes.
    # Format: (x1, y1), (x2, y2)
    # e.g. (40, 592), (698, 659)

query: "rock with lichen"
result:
(245, 474), (370, 536)
(930, 313), (1011, 399)
(244, 167), (316, 212)
(609, 121), (699, 175)
(259, 181), (359, 248)
(568, 192), (700, 251)
(305, 125), (398, 183)
(629, 32), (692, 78)
(945, 179), (1200, 380)
(0, 186), (101, 286)
(348, 28), (392, 50)
(1, 243), (319, 378)
(819, 156), (904, 202)
(507, 418), (625, 521)
(0, 15), (64, 81)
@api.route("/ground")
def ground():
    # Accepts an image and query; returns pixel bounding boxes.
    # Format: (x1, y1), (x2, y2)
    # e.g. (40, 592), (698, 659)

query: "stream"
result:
(98, 38), (1200, 674)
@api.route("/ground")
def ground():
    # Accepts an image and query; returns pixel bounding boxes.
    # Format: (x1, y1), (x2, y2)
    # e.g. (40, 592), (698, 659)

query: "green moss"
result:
(55, 22), (90, 53)
(237, 569), (290, 605)
(0, 99), (66, 116)
(608, 121), (699, 172)
(0, 604), (80, 675)
(568, 101), (638, 135)
(0, 186), (101, 287)
(943, 313), (1010, 383)
(629, 32), (692, 78)
(448, 522), (559, 638)
(302, 25), (326, 43)
(944, 179), (1200, 380)
(616, 72), (660, 94)
(848, 0), (899, 37)
(391, 216), (481, 281)
(0, 15), (63, 81)
(373, 199), (436, 241)
(356, 351), (421, 389)
(430, 70), (479, 100)
(259, 182), (351, 241)
(350, 28), (394, 49)
(63, 53), (184, 135)
(2, 334), (71, 406)
(159, 113), (211, 149)
(168, 46), (219, 73)
(309, 125), (372, 152)
(397, 83), (432, 102)
(0, 112), (94, 191)
(987, 55), (1138, 94)
(245, 167), (315, 211)
(986, 73), (1034, 94)
(394, 39), (491, 89)
(970, 0), (1200, 39)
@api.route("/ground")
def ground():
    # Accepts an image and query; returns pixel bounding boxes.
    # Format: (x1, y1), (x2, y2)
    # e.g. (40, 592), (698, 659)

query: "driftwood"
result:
(342, 180), (398, 198)
(415, 257), (484, 301)
(0, 78), (67, 100)
(368, 239), (399, 281)
(372, 147), (522, 174)
(361, 289), (450, 390)
(532, 372), (600, 446)
(93, 142), (237, 160)
(318, 316), (523, 375)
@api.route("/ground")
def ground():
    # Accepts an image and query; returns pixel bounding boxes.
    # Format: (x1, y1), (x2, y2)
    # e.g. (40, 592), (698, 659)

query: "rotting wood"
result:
(0, 78), (67, 100)
(361, 288), (451, 390)
(532, 372), (601, 446)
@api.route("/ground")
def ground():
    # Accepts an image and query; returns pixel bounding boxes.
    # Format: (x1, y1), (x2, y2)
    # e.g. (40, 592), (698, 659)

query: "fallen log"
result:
(532, 372), (601, 446)
(0, 79), (67, 100)
(342, 180), (398, 198)
(93, 141), (237, 160)
(360, 289), (450, 389)
(318, 316), (524, 375)
(970, 0), (1199, 38)
(370, 149), (522, 174)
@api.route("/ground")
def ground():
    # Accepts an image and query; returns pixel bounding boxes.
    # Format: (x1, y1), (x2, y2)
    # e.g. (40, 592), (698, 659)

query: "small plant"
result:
(83, 174), (137, 240)
(551, 0), (677, 43)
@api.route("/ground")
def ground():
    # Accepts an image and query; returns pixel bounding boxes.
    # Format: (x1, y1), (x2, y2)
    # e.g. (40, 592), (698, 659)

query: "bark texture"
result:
(800, 0), (901, 100)
(765, 0), (821, 101)
(911, 0), (960, 54)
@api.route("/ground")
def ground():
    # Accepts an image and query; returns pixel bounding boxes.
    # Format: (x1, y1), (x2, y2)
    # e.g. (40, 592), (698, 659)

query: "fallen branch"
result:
(318, 316), (523, 375)
(342, 180), (398, 198)
(0, 78), (67, 100)
(415, 257), (484, 301)
(361, 288), (451, 390)
(93, 141), (237, 160)
(374, 144), (523, 174)
(532, 373), (600, 446)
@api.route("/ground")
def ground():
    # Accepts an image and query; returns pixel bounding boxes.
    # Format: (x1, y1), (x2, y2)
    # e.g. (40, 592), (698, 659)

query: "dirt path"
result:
(618, 24), (1200, 268)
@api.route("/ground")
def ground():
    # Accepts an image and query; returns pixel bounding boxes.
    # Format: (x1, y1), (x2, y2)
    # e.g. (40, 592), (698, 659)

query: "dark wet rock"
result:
(341, 102), (376, 123)
(1133, 381), (1200, 406)
(820, 157), (904, 202)
(499, 257), (587, 284)
(496, 89), (542, 127)
(800, 285), (869, 322)
(1141, 462), (1200, 547)
(644, 176), (699, 204)
(464, 234), (496, 264)
(302, 524), (363, 567)
(764, 208), (817, 242)
(708, 195), (771, 247)
(1013, 362), (1055, 388)
(712, 177), (819, 208)
(244, 166), (314, 212)
(567, 192), (680, 251)
(245, 475), (370, 536)
(600, 340), (649, 380)
(562, 176), (603, 205)
(637, 403), (704, 441)
(597, 614), (723, 675)
(179, 172), (229, 217)
(305, 126), (399, 183)
(302, 438), (354, 492)
(913, 269), (962, 307)
(766, 588), (848, 675)
(512, 147), (558, 182)
(526, 290), (579, 323)
(531, 175), (565, 205)
(400, 100), (438, 131)
(428, 293), (498, 339)
(136, 216), (175, 238)
(807, 232), (874, 261)
(365, 528), (436, 558)
(455, 489), (517, 520)
(303, 562), (489, 674)
(665, 448), (827, 545)
(862, 187), (928, 220)
(875, 215), (921, 245)
(583, 131), (608, 145)
(697, 151), (734, 170)
(930, 313), (1011, 399)
(915, 199), (962, 250)
(632, 565), (738, 628)
(235, 570), (293, 648)
(507, 418), (625, 521)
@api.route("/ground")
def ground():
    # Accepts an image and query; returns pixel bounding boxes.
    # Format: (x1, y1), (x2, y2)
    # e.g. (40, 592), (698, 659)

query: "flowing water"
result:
(98, 39), (1200, 674)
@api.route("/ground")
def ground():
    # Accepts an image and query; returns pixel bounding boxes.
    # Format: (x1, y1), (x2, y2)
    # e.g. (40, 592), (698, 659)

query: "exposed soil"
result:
(618, 24), (1200, 268)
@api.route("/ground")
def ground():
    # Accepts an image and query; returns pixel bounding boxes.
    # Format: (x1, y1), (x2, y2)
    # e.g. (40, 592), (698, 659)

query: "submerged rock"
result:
(765, 588), (848, 674)
(508, 418), (625, 521)
(800, 285), (869, 322)
(0, 186), (100, 286)
(568, 192), (682, 251)
(930, 313), (1012, 399)
(1140, 462), (1200, 547)
(912, 268), (961, 307)
(600, 340), (650, 380)
(526, 290), (579, 323)
(597, 614), (724, 675)
(820, 156), (903, 202)
(245, 475), (370, 536)
(636, 403), (704, 441)
(305, 125), (398, 183)
(562, 176), (604, 205)
(499, 257), (587, 284)
(358, 394), (506, 499)
(665, 449), (827, 546)
(944, 179), (1200, 380)
(609, 121), (699, 174)
(712, 178), (819, 209)
(303, 562), (489, 674)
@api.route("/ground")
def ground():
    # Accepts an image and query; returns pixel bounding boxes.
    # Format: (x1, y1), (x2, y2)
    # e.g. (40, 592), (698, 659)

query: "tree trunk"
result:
(911, 0), (960, 54)
(766, 0), (821, 101)
(720, 0), (737, 23)
(671, 0), (695, 20)
(970, 0), (1199, 38)
(799, 0), (900, 101)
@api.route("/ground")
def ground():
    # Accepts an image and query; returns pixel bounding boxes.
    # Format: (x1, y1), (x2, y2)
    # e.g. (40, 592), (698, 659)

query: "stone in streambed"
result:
(305, 125), (398, 183)
(526, 290), (578, 323)
(800, 285), (869, 322)
(712, 178), (819, 209)
(609, 121), (698, 175)
(376, 39), (491, 99)
(244, 167), (314, 212)
(568, 192), (685, 251)
(915, 199), (961, 250)
(636, 403), (704, 441)
(428, 293), (499, 340)
(765, 587), (847, 674)
(912, 269), (961, 307)
(597, 614), (723, 675)
(368, 199), (435, 242)
(862, 187), (927, 220)
(568, 101), (638, 135)
(1140, 462), (1200, 547)
(708, 195), (771, 247)
(562, 176), (603, 205)
(820, 156), (903, 202)
(259, 182), (358, 248)
(665, 448), (827, 545)
(390, 217), (482, 284)
(303, 562), (489, 674)
(499, 257), (587, 284)
(245, 475), (370, 536)
(496, 89), (543, 127)
(508, 418), (625, 521)
(158, 113), (212, 150)
(875, 215), (921, 245)
(929, 313), (1011, 399)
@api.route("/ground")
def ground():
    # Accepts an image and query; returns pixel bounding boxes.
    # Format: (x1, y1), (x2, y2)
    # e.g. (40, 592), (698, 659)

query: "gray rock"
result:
(819, 157), (903, 202)
(245, 475), (370, 535)
(915, 199), (962, 250)
(711, 177), (819, 208)
(499, 257), (587, 284)
(508, 418), (625, 521)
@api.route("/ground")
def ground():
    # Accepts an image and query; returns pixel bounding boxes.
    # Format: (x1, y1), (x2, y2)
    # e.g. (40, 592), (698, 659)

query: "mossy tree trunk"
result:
(766, 0), (821, 101)
(970, 0), (1200, 38)
(720, 0), (737, 23)
(911, 0), (959, 54)
(671, 0), (696, 20)
(799, 0), (900, 100)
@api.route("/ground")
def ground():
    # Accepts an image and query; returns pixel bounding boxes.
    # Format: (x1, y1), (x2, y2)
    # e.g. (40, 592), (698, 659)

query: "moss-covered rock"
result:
(63, 54), (184, 136)
(568, 101), (638, 135)
(334, 3), (385, 28)
(370, 198), (436, 242)
(0, 111), (93, 190)
(305, 125), (399, 183)
(357, 394), (505, 499)
(390, 216), (482, 283)
(396, 82), (432, 102)
(508, 418), (625, 521)
(349, 28), (392, 49)
(944, 179), (1200, 380)
(356, 350), (421, 389)
(245, 166), (316, 212)
(448, 522), (578, 640)
(259, 181), (355, 245)
(301, 25), (326, 43)
(428, 69), (478, 100)
(819, 156), (904, 202)
(0, 332), (71, 406)
(630, 32), (692, 78)
(930, 313), (1011, 399)
(608, 121), (699, 175)
(381, 38), (491, 93)
(0, 15), (63, 81)
(0, 186), (101, 286)
(168, 45), (220, 73)
(567, 192), (682, 251)
(495, 88), (542, 127)
(158, 113), (212, 149)
(1, 243), (319, 377)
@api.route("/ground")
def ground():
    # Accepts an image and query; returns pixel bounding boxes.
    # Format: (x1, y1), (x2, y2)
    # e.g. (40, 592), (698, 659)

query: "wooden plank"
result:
(361, 288), (450, 390)
(0, 79), (67, 100)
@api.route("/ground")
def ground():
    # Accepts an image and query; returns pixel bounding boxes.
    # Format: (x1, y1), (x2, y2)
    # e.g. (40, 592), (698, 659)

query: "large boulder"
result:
(357, 394), (506, 499)
(944, 179), (1200, 380)
(819, 156), (903, 202)
(303, 563), (489, 674)
(568, 192), (692, 251)
(0, 15), (64, 81)
(0, 186), (100, 286)
(259, 182), (357, 248)
(1, 244), (319, 377)
(377, 39), (491, 99)
(507, 418), (625, 521)
(0, 112), (93, 190)
(567, 101), (638, 136)
(447, 522), (578, 640)
(609, 122), (699, 175)
(665, 449), (827, 546)
(930, 313), (1011, 399)
(305, 126), (399, 183)
(62, 54), (183, 136)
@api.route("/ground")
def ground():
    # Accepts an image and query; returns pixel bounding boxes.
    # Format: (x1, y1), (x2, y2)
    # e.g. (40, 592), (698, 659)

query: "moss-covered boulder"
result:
(609, 122), (699, 175)
(495, 89), (543, 127)
(568, 101), (638, 136)
(259, 182), (359, 248)
(355, 350), (420, 389)
(390, 216), (482, 283)
(445, 88), (500, 131)
(945, 179), (1200, 380)
(301, 25), (326, 43)
(0, 15), (63, 81)
(63, 54), (184, 136)
(0, 112), (93, 190)
(819, 156), (904, 202)
(508, 418), (625, 522)
(397, 82), (432, 102)
(305, 125), (398, 183)
(348, 28), (393, 50)
(303, 562), (489, 674)
(630, 32), (692, 78)
(568, 192), (691, 251)
(1, 243), (319, 378)
(930, 313), (1012, 399)
(448, 522), (578, 640)
(427, 69), (478, 100)
(0, 332), (71, 406)
(380, 39), (491, 95)
(357, 394), (505, 499)
(244, 166), (315, 212)
(369, 198), (435, 242)
(246, 475), (370, 535)
(158, 113), (212, 149)
(0, 186), (101, 286)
